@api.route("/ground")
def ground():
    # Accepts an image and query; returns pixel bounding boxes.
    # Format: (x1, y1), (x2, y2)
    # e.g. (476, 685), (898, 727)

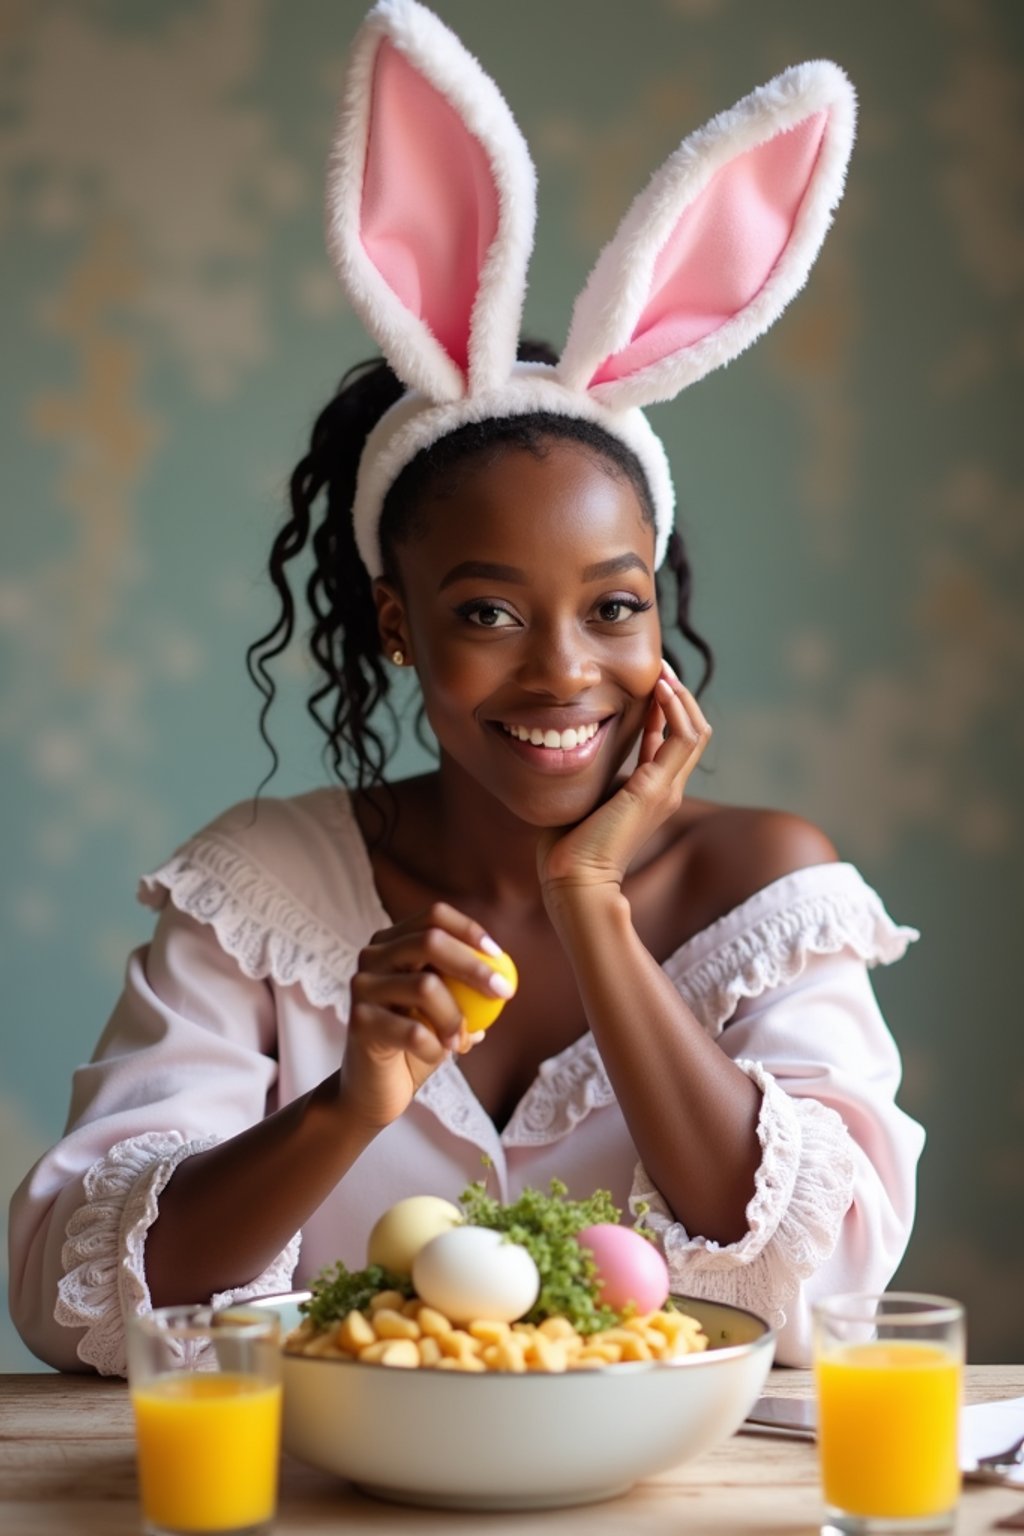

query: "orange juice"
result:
(815, 1340), (962, 1517)
(132, 1372), (281, 1532)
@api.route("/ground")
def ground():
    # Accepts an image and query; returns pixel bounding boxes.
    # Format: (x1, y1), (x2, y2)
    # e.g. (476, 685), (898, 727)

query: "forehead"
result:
(397, 438), (655, 577)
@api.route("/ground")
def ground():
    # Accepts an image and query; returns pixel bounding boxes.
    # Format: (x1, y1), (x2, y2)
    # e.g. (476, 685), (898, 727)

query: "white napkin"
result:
(962, 1396), (1024, 1486)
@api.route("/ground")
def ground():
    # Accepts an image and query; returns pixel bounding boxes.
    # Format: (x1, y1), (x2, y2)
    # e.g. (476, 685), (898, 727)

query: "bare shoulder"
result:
(682, 800), (840, 923)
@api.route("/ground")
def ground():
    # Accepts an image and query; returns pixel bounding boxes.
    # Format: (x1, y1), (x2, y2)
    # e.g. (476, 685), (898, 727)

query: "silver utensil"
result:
(975, 1431), (1024, 1473)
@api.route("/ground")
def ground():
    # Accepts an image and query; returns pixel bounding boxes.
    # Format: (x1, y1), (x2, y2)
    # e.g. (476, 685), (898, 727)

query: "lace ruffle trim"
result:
(667, 877), (919, 1038)
(55, 1131), (302, 1377)
(630, 1061), (855, 1331)
(503, 1035), (617, 1146)
(138, 833), (361, 1020)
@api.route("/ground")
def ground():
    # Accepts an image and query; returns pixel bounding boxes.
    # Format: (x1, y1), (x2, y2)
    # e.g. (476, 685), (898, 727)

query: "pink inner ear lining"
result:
(360, 41), (500, 376)
(589, 111), (829, 387)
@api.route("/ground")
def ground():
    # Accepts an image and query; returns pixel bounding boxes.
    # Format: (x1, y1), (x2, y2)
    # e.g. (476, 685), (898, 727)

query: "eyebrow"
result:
(438, 552), (650, 592)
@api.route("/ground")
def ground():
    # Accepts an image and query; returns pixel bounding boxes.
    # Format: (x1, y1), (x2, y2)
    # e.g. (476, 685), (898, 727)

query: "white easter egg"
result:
(411, 1226), (540, 1325)
(367, 1196), (463, 1275)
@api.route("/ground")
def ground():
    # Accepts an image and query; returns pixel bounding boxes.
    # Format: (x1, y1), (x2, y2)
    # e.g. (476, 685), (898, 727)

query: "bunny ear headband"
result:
(327, 0), (856, 577)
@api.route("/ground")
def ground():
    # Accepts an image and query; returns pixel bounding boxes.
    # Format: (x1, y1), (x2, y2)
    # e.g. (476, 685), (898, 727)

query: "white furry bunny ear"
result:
(558, 61), (856, 411)
(326, 0), (537, 403)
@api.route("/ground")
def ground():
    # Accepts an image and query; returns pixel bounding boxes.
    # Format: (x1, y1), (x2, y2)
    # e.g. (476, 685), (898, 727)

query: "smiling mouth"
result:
(499, 720), (601, 751)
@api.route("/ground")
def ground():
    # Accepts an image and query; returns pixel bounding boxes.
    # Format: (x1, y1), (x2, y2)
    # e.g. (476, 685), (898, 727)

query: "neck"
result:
(429, 753), (549, 908)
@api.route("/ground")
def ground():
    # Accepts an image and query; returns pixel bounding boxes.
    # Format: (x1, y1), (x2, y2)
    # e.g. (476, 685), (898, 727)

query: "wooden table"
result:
(2, 1367), (1022, 1535)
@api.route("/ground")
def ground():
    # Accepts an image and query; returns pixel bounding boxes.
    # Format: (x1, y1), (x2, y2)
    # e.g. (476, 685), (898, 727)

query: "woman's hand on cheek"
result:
(337, 903), (499, 1132)
(538, 661), (712, 905)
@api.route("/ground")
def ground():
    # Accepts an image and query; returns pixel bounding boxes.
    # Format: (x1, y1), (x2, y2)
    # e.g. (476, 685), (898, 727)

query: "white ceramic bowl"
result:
(249, 1290), (774, 1510)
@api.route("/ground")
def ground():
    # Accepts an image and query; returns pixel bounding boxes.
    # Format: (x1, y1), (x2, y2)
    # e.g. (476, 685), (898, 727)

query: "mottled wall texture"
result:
(2, 0), (1022, 1368)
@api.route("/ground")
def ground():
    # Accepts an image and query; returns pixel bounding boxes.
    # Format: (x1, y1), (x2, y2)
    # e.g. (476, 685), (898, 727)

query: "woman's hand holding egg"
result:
(339, 903), (514, 1132)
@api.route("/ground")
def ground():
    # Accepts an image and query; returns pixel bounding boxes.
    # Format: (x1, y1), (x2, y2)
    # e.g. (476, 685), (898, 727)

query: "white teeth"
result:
(503, 721), (600, 750)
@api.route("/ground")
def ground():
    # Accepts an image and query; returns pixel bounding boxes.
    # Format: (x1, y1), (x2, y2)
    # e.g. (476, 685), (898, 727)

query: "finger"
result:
(352, 969), (465, 1044)
(638, 691), (667, 767)
(359, 925), (513, 998)
(369, 900), (503, 959)
(659, 663), (711, 736)
(349, 1002), (451, 1067)
(652, 679), (711, 775)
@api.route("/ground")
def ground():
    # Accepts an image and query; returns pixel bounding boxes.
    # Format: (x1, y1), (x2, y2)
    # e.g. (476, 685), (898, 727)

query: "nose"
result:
(513, 618), (601, 700)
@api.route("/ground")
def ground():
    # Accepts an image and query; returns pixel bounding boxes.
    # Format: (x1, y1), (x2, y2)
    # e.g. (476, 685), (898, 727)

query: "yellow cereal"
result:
(417, 1306), (454, 1338)
(538, 1316), (577, 1341)
(525, 1334), (568, 1373)
(576, 1342), (622, 1364)
(469, 1319), (511, 1345)
(357, 1340), (391, 1363)
(379, 1339), (421, 1368)
(417, 1335), (442, 1367)
(293, 1291), (709, 1371)
(619, 1335), (652, 1362)
(303, 1332), (347, 1358)
(369, 1289), (407, 1314)
(439, 1329), (482, 1361)
(337, 1310), (376, 1352)
(373, 1308), (421, 1341)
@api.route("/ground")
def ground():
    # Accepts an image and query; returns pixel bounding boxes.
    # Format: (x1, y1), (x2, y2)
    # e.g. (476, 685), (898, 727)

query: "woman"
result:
(9, 0), (923, 1373)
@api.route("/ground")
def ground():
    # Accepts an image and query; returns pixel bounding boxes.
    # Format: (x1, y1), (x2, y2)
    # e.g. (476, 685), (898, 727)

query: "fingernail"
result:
(488, 972), (516, 999)
(466, 1030), (486, 1048)
(661, 658), (680, 680)
(656, 678), (673, 695)
(479, 933), (502, 957)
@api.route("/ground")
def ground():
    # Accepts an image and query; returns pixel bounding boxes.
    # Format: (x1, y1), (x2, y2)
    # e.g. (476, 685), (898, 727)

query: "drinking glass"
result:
(127, 1304), (283, 1536)
(812, 1292), (965, 1535)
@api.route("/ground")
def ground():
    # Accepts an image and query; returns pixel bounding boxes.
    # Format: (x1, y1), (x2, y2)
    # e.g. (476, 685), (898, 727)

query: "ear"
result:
(374, 577), (412, 664)
(327, 0), (536, 403)
(558, 61), (856, 411)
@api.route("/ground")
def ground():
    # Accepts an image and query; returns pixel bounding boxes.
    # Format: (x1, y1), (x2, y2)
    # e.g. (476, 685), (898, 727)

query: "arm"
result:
(540, 665), (767, 1244)
(632, 950), (925, 1365)
(545, 891), (763, 1244)
(9, 896), (508, 1371)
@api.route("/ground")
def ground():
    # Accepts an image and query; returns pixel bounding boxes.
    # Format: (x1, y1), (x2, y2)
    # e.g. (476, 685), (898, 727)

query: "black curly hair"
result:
(246, 342), (714, 797)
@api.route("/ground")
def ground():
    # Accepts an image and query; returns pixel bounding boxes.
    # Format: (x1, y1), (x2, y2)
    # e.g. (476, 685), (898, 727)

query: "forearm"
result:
(146, 1072), (377, 1307)
(548, 889), (762, 1244)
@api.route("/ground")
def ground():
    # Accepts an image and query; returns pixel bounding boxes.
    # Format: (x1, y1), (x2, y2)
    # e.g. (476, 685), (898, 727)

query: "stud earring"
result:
(390, 648), (405, 666)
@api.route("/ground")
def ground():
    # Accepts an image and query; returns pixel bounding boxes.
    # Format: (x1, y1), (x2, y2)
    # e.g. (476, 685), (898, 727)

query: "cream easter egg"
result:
(442, 949), (518, 1033)
(576, 1223), (670, 1314)
(366, 1196), (463, 1276)
(411, 1225), (540, 1325)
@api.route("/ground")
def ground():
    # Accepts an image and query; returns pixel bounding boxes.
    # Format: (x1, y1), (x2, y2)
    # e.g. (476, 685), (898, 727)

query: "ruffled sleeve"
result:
(9, 790), (380, 1374)
(8, 881), (306, 1374)
(630, 864), (925, 1366)
(52, 1131), (301, 1377)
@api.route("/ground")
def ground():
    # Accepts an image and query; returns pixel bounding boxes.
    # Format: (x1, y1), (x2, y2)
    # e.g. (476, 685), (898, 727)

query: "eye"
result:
(595, 596), (654, 624)
(457, 601), (519, 630)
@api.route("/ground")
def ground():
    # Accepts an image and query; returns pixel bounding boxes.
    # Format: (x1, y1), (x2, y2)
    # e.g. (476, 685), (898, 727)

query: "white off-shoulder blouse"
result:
(8, 788), (926, 1376)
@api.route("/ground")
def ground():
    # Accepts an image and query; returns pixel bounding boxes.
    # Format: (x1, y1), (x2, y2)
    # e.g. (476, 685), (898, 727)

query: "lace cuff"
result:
(54, 1132), (302, 1377)
(629, 1061), (855, 1330)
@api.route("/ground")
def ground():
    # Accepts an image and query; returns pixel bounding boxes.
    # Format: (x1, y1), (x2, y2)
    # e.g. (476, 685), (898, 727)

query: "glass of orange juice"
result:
(127, 1304), (283, 1535)
(813, 1292), (965, 1535)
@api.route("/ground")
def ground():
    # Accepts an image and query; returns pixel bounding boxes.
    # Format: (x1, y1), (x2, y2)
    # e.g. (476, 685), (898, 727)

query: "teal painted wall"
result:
(3, 0), (1022, 1368)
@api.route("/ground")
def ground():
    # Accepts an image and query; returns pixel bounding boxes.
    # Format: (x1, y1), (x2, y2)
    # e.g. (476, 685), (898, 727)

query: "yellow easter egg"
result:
(367, 1196), (463, 1275)
(443, 949), (518, 1033)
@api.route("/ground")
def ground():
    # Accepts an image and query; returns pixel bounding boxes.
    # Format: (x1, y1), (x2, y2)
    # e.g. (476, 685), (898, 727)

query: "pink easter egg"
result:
(576, 1223), (670, 1314)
